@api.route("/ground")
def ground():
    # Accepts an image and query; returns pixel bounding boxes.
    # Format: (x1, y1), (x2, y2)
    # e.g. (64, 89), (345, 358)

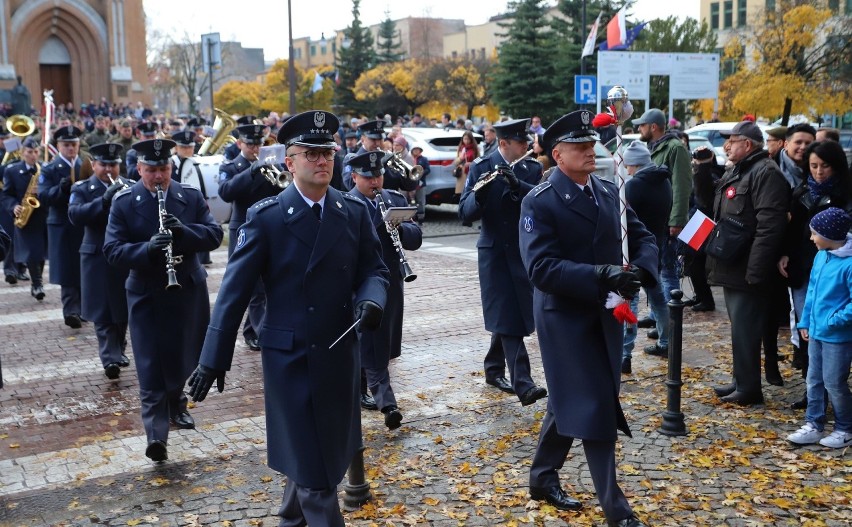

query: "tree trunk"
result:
(781, 98), (793, 126)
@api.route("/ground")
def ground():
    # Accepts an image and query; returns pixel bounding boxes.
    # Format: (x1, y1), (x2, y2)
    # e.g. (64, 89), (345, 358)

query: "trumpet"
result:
(107, 173), (130, 190)
(384, 151), (423, 181)
(373, 189), (417, 283)
(156, 184), (181, 291)
(258, 156), (292, 189)
(470, 149), (535, 192)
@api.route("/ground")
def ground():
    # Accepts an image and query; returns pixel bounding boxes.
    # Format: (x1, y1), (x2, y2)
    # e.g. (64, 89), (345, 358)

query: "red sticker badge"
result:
(725, 186), (736, 199)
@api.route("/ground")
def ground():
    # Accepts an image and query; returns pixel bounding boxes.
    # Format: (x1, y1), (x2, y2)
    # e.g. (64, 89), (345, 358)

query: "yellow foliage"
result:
(214, 80), (263, 116)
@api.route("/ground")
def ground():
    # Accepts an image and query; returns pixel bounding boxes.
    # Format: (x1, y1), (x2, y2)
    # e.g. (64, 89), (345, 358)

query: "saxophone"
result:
(13, 164), (40, 228)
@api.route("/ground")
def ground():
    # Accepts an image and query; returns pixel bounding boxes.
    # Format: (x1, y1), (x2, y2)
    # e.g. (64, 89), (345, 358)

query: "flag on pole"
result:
(678, 210), (717, 250)
(310, 71), (324, 94)
(599, 22), (648, 51)
(606, 7), (627, 49)
(581, 13), (602, 59)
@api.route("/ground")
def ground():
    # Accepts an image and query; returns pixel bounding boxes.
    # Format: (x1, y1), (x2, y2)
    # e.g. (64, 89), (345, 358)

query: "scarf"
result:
(808, 174), (836, 202)
(778, 149), (803, 188)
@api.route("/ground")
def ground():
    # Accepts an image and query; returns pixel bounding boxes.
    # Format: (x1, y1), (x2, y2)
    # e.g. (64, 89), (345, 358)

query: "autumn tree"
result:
(376, 11), (405, 64)
(335, 0), (377, 115)
(214, 80), (263, 115)
(721, 1), (851, 122)
(354, 59), (434, 116)
(436, 59), (492, 119)
(260, 59), (304, 114)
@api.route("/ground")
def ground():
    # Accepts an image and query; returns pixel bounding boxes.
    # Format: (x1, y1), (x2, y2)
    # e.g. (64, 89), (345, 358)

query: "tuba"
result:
(384, 150), (424, 181)
(2, 115), (36, 165)
(13, 163), (40, 228)
(197, 108), (236, 156)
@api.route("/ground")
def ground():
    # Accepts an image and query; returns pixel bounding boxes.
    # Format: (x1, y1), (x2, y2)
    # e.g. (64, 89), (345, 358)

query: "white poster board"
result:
(596, 51), (650, 113)
(669, 53), (720, 100)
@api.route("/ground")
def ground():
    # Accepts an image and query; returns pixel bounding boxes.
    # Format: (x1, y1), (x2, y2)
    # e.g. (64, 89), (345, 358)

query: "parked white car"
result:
(685, 122), (770, 163)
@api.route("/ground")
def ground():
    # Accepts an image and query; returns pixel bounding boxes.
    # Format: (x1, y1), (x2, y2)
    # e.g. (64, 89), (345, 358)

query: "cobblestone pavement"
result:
(1, 207), (850, 527)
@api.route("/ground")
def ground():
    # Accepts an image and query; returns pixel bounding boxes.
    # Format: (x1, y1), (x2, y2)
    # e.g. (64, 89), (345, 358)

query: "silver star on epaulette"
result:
(565, 194), (571, 199)
(90, 185), (95, 190)
(178, 193), (182, 198)
(136, 195), (141, 201)
(336, 201), (342, 208)
(288, 206), (294, 214)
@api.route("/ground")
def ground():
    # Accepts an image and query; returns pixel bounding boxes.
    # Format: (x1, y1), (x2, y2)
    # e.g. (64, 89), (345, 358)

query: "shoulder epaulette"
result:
(385, 189), (405, 199)
(251, 197), (277, 212)
(533, 181), (552, 196)
(525, 157), (542, 165)
(181, 184), (201, 192)
(114, 187), (132, 200)
(342, 193), (362, 202)
(73, 180), (86, 186)
(473, 156), (487, 165)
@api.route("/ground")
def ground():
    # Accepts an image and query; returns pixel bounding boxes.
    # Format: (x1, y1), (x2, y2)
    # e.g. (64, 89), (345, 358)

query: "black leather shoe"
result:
(647, 328), (659, 340)
(360, 393), (378, 411)
(644, 344), (668, 357)
(118, 354), (130, 367)
(4, 273), (17, 285)
(104, 363), (121, 379)
(713, 383), (736, 397)
(621, 357), (632, 374)
(17, 271), (30, 281)
(485, 376), (515, 394)
(608, 515), (648, 527)
(145, 440), (168, 462)
(170, 411), (195, 429)
(382, 406), (403, 430)
(637, 317), (655, 328)
(519, 386), (547, 406)
(720, 390), (764, 406)
(64, 314), (82, 329)
(529, 486), (582, 511)
(244, 337), (260, 351)
(765, 360), (784, 386)
(682, 296), (699, 307)
(691, 302), (715, 312)
(791, 392), (807, 410)
(31, 285), (45, 301)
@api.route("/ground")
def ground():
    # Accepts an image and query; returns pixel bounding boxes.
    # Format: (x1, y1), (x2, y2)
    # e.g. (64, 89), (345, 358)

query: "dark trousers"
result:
(530, 408), (633, 523)
(139, 388), (187, 443)
(26, 261), (44, 287)
(242, 281), (266, 340)
(277, 478), (345, 527)
(94, 321), (128, 367)
(723, 287), (769, 395)
(687, 252), (713, 305)
(60, 285), (81, 317)
(483, 332), (506, 380)
(365, 366), (397, 411)
(3, 240), (16, 276)
(499, 334), (535, 396)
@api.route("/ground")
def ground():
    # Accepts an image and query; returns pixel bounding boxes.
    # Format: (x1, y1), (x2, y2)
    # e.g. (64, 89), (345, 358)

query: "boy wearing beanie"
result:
(787, 207), (852, 448)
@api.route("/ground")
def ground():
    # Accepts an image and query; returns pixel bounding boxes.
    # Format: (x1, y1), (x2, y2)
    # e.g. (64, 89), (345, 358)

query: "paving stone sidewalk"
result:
(1, 230), (850, 527)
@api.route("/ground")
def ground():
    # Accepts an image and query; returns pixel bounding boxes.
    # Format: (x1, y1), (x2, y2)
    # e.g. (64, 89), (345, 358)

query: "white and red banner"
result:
(606, 7), (627, 49)
(678, 210), (716, 250)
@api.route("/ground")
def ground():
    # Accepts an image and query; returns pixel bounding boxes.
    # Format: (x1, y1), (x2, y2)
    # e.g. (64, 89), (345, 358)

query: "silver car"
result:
(397, 127), (482, 205)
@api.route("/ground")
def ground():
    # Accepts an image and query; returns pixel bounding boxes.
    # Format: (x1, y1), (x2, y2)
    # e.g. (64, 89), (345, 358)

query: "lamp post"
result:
(287, 0), (296, 115)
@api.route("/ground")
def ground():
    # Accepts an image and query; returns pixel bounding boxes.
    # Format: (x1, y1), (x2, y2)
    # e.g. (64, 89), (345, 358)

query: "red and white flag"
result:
(606, 7), (627, 49)
(581, 13), (602, 59)
(678, 210), (716, 250)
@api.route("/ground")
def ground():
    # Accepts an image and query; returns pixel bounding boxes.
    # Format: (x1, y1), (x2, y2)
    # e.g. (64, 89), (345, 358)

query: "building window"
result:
(828, 0), (839, 11)
(723, 1), (733, 28)
(310, 45), (316, 56)
(451, 50), (458, 59)
(710, 2), (719, 30)
(737, 0), (747, 26)
(765, 0), (775, 11)
(321, 45), (327, 55)
(117, 85), (128, 97)
(294, 48), (302, 59)
(332, 42), (336, 54)
(481, 47), (486, 60)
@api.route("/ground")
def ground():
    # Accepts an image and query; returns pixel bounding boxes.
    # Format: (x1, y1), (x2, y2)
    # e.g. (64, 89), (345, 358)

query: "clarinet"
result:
(156, 184), (181, 290)
(373, 189), (417, 283)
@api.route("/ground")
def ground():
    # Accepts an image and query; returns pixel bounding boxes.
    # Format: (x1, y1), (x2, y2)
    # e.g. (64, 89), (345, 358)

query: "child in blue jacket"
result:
(787, 207), (852, 448)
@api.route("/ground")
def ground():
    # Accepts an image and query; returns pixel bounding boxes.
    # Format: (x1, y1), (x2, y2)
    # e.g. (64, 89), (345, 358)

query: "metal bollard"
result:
(659, 289), (688, 436)
(342, 441), (372, 509)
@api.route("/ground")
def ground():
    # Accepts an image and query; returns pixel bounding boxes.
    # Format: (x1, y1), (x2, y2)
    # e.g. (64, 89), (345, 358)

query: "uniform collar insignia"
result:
(336, 201), (342, 208)
(288, 206), (294, 214)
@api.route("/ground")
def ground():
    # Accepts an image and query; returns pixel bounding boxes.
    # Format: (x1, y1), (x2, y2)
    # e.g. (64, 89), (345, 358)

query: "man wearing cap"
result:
(109, 119), (136, 175)
(187, 110), (389, 527)
(633, 108), (693, 308)
(171, 130), (213, 265)
(0, 123), (27, 284)
(519, 110), (658, 527)
(217, 123), (285, 350)
(103, 138), (224, 462)
(347, 150), (422, 430)
(125, 122), (160, 181)
(1, 139), (47, 300)
(708, 120), (789, 406)
(344, 130), (359, 154)
(223, 115), (257, 161)
(765, 126), (786, 163)
(343, 120), (417, 193)
(410, 145), (431, 224)
(84, 116), (111, 147)
(68, 143), (133, 379)
(459, 118), (548, 407)
(185, 118), (207, 155)
(38, 125), (87, 328)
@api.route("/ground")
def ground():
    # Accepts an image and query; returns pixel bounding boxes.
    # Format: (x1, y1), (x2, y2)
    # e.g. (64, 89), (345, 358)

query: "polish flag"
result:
(678, 210), (716, 251)
(606, 7), (627, 49)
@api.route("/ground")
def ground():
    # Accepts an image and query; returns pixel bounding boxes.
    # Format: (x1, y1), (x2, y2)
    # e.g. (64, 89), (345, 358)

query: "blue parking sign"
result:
(575, 75), (596, 105)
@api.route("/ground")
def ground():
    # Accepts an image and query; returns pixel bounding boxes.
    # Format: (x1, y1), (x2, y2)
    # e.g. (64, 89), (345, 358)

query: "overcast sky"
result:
(144, 0), (700, 61)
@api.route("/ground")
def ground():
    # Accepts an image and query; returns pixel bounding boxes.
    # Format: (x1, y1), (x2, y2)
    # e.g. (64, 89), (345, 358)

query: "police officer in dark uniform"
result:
(458, 118), (548, 406)
(187, 110), (389, 527)
(519, 110), (657, 527)
(172, 130), (214, 265)
(186, 118), (207, 155)
(1, 138), (46, 299)
(103, 138), (224, 462)
(125, 121), (159, 181)
(343, 119), (417, 193)
(223, 115), (256, 161)
(217, 123), (285, 350)
(38, 125), (86, 327)
(0, 124), (29, 284)
(347, 150), (422, 429)
(68, 143), (133, 379)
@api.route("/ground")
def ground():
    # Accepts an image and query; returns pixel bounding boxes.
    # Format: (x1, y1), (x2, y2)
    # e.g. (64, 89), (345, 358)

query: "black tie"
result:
(583, 185), (595, 203)
(312, 203), (322, 220)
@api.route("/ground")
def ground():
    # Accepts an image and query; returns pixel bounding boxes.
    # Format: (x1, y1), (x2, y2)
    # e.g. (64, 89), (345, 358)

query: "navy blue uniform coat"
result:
(458, 149), (541, 337)
(68, 175), (133, 324)
(347, 188), (422, 364)
(104, 182), (223, 392)
(519, 170), (658, 441)
(1, 161), (47, 262)
(217, 153), (281, 254)
(38, 156), (84, 286)
(199, 184), (389, 489)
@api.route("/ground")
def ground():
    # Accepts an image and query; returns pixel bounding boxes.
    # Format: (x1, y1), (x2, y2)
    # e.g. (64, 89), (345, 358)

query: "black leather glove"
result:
(595, 264), (641, 299)
(187, 364), (226, 402)
(146, 231), (172, 258)
(628, 264), (655, 288)
(250, 158), (272, 175)
(161, 213), (184, 238)
(102, 181), (124, 209)
(495, 164), (520, 190)
(355, 300), (383, 331)
(59, 177), (72, 193)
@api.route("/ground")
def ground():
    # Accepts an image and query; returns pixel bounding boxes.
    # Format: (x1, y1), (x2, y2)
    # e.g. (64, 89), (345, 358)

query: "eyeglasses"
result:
(289, 150), (336, 162)
(726, 138), (749, 145)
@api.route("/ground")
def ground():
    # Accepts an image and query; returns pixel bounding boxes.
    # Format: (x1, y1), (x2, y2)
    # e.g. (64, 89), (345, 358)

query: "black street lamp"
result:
(287, 0), (297, 115)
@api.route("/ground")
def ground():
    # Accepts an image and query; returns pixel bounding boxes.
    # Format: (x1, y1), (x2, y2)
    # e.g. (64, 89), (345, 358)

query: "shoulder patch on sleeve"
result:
(251, 197), (277, 212)
(114, 187), (132, 200)
(533, 181), (552, 196)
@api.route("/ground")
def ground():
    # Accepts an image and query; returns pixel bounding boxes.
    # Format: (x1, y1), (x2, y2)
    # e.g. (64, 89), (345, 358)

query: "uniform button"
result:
(310, 344), (317, 350)
(308, 306), (315, 313)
